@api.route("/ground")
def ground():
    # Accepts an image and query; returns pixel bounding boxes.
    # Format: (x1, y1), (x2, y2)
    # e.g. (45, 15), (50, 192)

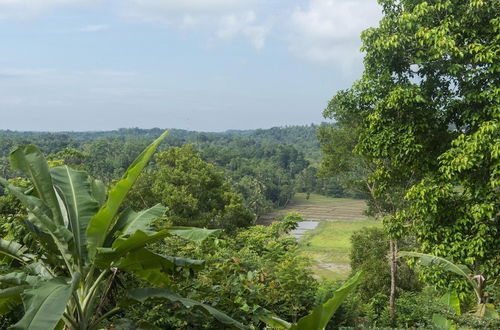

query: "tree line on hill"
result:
(0, 125), (363, 220)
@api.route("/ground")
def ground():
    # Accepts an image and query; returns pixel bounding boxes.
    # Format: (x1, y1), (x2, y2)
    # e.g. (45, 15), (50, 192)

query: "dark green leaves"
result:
(259, 271), (363, 330)
(125, 288), (248, 330)
(10, 273), (79, 330)
(0, 239), (32, 264)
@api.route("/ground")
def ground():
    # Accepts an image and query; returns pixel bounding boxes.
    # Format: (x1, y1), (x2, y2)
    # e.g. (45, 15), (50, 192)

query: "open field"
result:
(299, 219), (381, 281)
(259, 193), (380, 281)
(258, 193), (369, 225)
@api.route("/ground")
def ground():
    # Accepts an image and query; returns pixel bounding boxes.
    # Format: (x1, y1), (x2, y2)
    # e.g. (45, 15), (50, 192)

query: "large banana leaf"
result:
(112, 204), (167, 237)
(399, 252), (472, 278)
(96, 227), (220, 266)
(86, 131), (169, 259)
(50, 166), (99, 258)
(91, 179), (106, 206)
(51, 165), (99, 262)
(0, 239), (33, 264)
(0, 273), (39, 287)
(10, 146), (63, 225)
(124, 288), (248, 330)
(96, 230), (171, 265)
(399, 252), (479, 298)
(11, 273), (80, 330)
(0, 285), (29, 316)
(116, 248), (204, 286)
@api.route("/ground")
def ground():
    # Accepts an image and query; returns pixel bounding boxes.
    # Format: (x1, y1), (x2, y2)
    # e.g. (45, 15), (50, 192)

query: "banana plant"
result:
(0, 132), (247, 330)
(259, 271), (362, 330)
(399, 252), (499, 322)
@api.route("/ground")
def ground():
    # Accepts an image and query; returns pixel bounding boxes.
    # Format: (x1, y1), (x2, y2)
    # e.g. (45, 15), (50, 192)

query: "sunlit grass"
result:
(299, 219), (381, 281)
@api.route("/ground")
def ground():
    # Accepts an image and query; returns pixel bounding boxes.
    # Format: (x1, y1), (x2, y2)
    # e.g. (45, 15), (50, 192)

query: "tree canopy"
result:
(320, 0), (499, 299)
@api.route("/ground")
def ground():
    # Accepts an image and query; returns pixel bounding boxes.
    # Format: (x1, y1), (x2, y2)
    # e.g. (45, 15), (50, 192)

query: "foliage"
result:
(319, 0), (499, 322)
(1, 125), (323, 217)
(342, 227), (422, 325)
(0, 133), (246, 329)
(126, 145), (255, 232)
(259, 271), (362, 330)
(123, 216), (318, 329)
(400, 252), (500, 320)
(350, 228), (421, 299)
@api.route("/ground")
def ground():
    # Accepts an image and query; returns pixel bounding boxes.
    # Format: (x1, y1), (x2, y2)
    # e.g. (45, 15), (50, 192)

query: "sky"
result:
(0, 0), (382, 132)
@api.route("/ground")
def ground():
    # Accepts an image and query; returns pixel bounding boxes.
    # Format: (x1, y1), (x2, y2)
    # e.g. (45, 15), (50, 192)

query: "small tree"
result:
(126, 145), (254, 231)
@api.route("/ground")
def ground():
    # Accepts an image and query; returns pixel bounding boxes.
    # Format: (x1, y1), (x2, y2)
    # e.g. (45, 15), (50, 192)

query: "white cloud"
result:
(0, 0), (98, 19)
(122, 0), (259, 15)
(0, 0), (271, 50)
(216, 11), (269, 49)
(288, 0), (381, 67)
(120, 0), (270, 49)
(79, 24), (109, 32)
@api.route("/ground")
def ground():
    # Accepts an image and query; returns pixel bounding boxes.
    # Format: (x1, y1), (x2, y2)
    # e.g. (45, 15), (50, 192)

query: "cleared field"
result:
(259, 193), (380, 281)
(299, 220), (381, 281)
(258, 193), (369, 225)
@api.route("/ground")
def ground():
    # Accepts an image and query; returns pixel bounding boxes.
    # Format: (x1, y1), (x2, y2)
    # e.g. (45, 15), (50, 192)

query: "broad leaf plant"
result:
(0, 131), (247, 330)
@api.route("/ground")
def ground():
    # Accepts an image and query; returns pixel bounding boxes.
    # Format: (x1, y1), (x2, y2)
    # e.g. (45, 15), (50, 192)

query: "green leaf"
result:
(113, 204), (166, 237)
(432, 313), (455, 330)
(0, 239), (33, 264)
(10, 145), (63, 225)
(116, 248), (204, 286)
(0, 286), (29, 316)
(290, 271), (362, 330)
(167, 227), (220, 243)
(95, 230), (171, 265)
(91, 179), (106, 206)
(51, 165), (99, 262)
(432, 291), (461, 330)
(10, 273), (80, 330)
(124, 287), (248, 330)
(86, 131), (169, 259)
(399, 252), (480, 299)
(399, 252), (472, 277)
(257, 312), (291, 329)
(440, 291), (460, 315)
(0, 273), (40, 287)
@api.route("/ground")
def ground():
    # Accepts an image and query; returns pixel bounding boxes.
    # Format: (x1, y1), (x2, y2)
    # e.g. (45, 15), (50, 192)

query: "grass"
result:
(299, 220), (381, 281)
(258, 193), (369, 224)
(260, 193), (381, 281)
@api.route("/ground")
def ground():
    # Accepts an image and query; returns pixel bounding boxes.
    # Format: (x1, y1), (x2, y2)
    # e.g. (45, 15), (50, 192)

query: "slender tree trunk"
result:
(389, 240), (398, 324)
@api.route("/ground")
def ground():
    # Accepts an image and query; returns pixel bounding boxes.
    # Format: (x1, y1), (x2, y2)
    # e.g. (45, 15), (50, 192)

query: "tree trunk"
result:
(389, 239), (398, 324)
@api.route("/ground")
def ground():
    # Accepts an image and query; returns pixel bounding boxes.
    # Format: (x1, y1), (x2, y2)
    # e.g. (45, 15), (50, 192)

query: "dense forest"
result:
(0, 125), (358, 220)
(0, 0), (499, 329)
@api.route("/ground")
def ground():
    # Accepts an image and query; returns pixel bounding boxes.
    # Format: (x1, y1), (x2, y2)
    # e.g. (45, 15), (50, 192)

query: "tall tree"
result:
(320, 0), (499, 320)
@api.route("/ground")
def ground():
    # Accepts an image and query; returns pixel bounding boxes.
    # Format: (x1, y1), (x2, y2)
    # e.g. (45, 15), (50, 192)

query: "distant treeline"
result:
(0, 125), (365, 216)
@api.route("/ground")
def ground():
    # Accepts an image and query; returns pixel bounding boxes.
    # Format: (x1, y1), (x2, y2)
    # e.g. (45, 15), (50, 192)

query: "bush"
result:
(122, 221), (319, 328)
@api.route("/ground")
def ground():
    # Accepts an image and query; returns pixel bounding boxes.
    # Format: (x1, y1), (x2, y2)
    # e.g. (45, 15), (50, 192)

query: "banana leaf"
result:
(86, 131), (169, 259)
